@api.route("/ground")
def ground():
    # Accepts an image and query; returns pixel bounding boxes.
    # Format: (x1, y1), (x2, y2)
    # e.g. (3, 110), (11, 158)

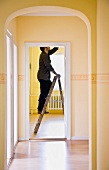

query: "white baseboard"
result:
(18, 138), (28, 141)
(18, 137), (89, 141)
(71, 136), (89, 140)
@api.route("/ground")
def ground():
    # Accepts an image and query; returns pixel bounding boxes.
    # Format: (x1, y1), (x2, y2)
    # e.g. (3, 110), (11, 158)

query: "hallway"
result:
(9, 140), (89, 170)
(9, 112), (89, 170)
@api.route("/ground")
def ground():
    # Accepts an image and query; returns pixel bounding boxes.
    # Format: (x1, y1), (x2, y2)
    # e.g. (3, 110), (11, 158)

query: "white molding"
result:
(25, 42), (71, 140)
(5, 6), (91, 27)
(25, 45), (30, 140)
(18, 138), (27, 141)
(72, 136), (89, 140)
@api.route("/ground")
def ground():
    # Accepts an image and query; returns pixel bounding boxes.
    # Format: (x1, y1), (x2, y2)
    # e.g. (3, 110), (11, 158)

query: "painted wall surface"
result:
(17, 16), (88, 139)
(97, 0), (109, 169)
(0, 0), (97, 170)
(29, 47), (40, 113)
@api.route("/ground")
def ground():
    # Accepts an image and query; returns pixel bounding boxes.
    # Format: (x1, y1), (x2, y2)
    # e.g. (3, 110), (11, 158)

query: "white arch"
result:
(5, 6), (91, 77)
(5, 6), (92, 170)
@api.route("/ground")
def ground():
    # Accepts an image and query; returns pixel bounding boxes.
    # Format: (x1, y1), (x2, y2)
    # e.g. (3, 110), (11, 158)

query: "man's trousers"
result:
(38, 79), (52, 112)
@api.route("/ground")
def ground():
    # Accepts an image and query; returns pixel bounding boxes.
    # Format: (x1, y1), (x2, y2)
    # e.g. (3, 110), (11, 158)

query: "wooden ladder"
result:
(34, 76), (64, 134)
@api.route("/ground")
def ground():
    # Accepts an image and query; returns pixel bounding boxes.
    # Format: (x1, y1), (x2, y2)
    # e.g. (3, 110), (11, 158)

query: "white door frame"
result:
(6, 30), (15, 160)
(13, 43), (18, 146)
(25, 42), (71, 140)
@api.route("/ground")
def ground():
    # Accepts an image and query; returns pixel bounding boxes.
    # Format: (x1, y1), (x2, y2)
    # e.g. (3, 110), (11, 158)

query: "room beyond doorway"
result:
(29, 46), (65, 139)
(30, 111), (65, 139)
(25, 42), (71, 140)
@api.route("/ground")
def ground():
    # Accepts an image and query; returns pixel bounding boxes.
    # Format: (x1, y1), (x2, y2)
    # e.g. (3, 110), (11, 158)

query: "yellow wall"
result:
(29, 47), (40, 113)
(97, 0), (109, 169)
(0, 1), (97, 170)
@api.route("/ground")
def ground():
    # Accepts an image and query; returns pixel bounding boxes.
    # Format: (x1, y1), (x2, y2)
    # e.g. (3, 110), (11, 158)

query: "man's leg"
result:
(45, 80), (52, 113)
(47, 80), (52, 94)
(38, 80), (51, 112)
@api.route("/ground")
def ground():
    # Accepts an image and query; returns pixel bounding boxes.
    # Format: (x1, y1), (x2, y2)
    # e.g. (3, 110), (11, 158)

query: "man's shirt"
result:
(37, 47), (58, 80)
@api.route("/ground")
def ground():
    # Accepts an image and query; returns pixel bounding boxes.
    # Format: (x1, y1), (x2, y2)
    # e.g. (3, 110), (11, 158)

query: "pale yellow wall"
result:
(0, 1), (97, 170)
(17, 16), (88, 138)
(97, 0), (109, 169)
(29, 47), (40, 113)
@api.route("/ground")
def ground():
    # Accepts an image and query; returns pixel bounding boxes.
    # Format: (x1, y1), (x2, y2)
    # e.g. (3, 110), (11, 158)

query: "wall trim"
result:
(72, 136), (89, 140)
(25, 42), (71, 140)
(0, 73), (7, 84)
(18, 75), (25, 81)
(18, 138), (27, 141)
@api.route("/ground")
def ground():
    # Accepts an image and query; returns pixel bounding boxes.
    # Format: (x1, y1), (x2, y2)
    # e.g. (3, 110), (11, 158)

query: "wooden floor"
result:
(9, 111), (89, 170)
(9, 140), (89, 170)
(29, 111), (65, 139)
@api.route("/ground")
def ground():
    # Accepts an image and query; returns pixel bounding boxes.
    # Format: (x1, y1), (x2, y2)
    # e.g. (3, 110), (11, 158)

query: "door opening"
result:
(25, 42), (71, 140)
(5, 5), (92, 169)
(29, 46), (65, 139)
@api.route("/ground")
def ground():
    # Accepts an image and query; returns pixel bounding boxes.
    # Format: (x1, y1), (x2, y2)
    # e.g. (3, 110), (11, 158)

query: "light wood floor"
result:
(29, 111), (65, 139)
(9, 111), (89, 170)
(9, 140), (89, 170)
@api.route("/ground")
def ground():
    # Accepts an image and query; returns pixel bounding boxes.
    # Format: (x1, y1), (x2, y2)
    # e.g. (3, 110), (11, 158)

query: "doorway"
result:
(25, 42), (71, 140)
(5, 6), (92, 169)
(29, 46), (65, 139)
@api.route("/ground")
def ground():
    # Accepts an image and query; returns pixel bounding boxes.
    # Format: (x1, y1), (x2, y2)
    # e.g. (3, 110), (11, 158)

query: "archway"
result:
(5, 6), (92, 169)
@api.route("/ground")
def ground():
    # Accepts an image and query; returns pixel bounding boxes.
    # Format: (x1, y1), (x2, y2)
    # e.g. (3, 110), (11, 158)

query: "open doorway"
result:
(5, 5), (92, 169)
(29, 46), (65, 139)
(25, 42), (71, 140)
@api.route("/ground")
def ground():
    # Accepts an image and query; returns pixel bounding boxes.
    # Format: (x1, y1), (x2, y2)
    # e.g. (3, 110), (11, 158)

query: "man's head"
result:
(40, 47), (44, 52)
(40, 47), (50, 54)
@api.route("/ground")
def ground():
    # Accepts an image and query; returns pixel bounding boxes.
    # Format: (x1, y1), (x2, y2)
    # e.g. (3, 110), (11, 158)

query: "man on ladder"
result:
(37, 46), (60, 114)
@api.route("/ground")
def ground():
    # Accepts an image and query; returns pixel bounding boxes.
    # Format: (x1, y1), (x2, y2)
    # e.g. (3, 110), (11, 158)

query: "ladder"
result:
(34, 75), (64, 134)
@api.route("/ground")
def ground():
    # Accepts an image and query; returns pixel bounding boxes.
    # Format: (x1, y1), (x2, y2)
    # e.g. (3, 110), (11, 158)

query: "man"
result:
(37, 47), (60, 114)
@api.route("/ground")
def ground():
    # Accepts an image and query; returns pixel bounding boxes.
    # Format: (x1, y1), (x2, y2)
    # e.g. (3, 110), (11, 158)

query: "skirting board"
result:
(71, 136), (89, 140)
(19, 137), (89, 141)
(18, 138), (28, 141)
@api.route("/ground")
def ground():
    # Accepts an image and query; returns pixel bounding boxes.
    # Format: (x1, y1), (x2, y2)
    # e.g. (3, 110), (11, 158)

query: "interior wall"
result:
(17, 16), (88, 139)
(97, 0), (109, 169)
(29, 47), (40, 113)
